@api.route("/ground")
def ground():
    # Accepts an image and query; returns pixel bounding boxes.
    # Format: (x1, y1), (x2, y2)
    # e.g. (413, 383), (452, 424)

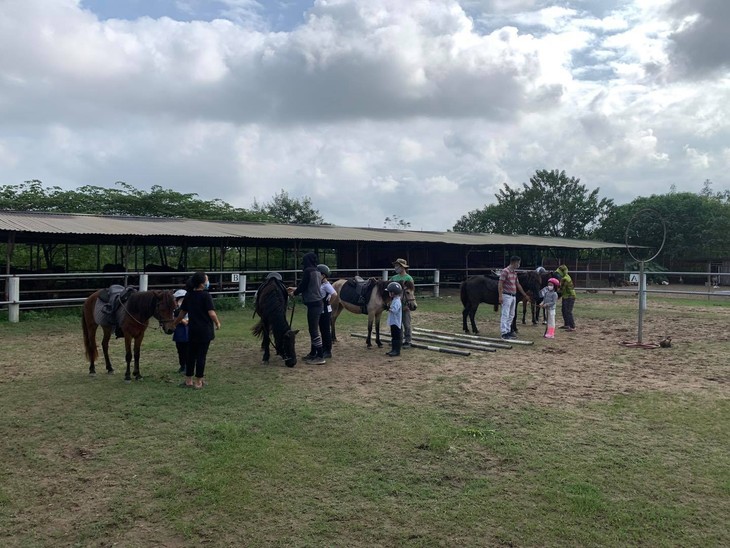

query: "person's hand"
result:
(287, 287), (295, 296)
(215, 321), (221, 330)
(498, 295), (503, 305)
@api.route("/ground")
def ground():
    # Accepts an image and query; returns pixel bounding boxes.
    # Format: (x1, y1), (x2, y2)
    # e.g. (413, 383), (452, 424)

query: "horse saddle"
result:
(340, 277), (377, 314)
(96, 285), (136, 336)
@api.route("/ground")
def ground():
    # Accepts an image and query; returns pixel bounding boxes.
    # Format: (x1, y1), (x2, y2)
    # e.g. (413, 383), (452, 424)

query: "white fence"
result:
(1, 267), (728, 322)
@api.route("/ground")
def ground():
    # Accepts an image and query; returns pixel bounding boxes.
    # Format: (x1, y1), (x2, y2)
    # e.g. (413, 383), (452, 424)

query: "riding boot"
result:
(386, 337), (401, 357)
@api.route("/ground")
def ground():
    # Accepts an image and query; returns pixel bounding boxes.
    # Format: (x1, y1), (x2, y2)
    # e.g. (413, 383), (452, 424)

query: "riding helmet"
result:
(316, 264), (331, 277)
(387, 281), (402, 294)
(548, 277), (560, 287)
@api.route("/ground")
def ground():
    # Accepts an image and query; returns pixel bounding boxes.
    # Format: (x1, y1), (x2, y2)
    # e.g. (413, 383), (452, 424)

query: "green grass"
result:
(0, 297), (728, 546)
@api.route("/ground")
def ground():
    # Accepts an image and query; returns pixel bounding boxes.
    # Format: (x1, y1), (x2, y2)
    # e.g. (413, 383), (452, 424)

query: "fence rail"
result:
(1, 267), (728, 322)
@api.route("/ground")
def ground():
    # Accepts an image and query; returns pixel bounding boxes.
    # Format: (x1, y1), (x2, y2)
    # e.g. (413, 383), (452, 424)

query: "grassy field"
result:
(0, 293), (728, 546)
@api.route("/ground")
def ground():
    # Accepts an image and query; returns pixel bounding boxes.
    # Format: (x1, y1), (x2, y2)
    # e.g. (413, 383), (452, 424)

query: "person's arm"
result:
(208, 309), (221, 330)
(498, 279), (504, 304)
(516, 279), (530, 301)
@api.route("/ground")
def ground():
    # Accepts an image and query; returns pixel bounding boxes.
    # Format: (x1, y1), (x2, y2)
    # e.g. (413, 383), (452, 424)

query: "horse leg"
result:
(366, 316), (374, 348)
(124, 336), (133, 381)
(374, 312), (382, 348)
(101, 328), (114, 374)
(469, 303), (479, 334)
(133, 333), (144, 380)
(331, 305), (341, 343)
(88, 323), (99, 375)
(462, 307), (470, 333)
(262, 327), (271, 363)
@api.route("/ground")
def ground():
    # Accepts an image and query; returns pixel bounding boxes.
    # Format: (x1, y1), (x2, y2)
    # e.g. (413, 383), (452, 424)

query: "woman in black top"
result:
(175, 271), (221, 389)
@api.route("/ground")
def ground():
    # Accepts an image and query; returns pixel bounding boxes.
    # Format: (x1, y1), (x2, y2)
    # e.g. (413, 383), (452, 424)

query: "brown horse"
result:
(82, 288), (176, 380)
(330, 278), (392, 348)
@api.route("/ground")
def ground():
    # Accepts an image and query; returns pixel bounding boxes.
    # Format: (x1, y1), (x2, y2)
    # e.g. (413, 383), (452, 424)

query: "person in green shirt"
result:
(556, 264), (576, 331)
(390, 258), (415, 347)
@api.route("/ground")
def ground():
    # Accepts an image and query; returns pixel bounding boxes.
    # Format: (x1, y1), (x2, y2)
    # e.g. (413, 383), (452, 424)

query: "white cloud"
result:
(0, 0), (728, 231)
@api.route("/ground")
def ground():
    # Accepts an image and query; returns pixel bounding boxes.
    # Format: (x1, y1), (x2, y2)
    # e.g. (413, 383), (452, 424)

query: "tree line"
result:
(2, 174), (729, 267)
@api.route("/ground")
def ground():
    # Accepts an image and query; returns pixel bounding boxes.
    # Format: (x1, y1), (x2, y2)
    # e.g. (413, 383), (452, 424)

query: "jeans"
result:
(500, 293), (517, 335)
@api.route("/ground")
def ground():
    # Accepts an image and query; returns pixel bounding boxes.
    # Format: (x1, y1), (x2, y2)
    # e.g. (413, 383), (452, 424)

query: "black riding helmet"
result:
(387, 281), (402, 295)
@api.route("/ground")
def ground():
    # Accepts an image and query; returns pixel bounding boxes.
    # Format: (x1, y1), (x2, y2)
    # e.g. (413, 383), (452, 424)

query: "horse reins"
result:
(288, 296), (296, 329)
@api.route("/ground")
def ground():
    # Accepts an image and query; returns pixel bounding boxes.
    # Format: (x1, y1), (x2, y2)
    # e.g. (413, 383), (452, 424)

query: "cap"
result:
(173, 289), (187, 299)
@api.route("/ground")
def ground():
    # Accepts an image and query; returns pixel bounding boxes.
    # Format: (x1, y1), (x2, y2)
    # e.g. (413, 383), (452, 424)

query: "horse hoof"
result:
(124, 378), (131, 383)
(107, 370), (114, 375)
(89, 372), (96, 376)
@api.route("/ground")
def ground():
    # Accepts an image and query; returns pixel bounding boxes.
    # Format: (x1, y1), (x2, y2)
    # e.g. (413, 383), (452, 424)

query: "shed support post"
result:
(239, 274), (246, 308)
(139, 274), (148, 292)
(433, 269), (440, 298)
(9, 276), (20, 323)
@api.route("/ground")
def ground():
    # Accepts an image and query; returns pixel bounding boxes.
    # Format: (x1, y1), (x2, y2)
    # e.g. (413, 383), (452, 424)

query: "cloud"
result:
(0, 0), (728, 232)
(665, 0), (730, 78)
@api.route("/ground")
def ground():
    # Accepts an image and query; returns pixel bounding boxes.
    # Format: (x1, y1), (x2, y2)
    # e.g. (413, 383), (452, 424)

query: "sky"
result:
(1, 0), (728, 231)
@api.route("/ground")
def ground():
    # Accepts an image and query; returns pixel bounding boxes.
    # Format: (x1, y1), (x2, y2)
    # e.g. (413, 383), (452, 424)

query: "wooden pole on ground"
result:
(350, 333), (471, 356)
(411, 331), (511, 350)
(413, 327), (534, 346)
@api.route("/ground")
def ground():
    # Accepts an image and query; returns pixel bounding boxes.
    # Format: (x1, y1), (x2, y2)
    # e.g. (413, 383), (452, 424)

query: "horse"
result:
(522, 269), (553, 325)
(251, 274), (299, 367)
(81, 288), (176, 380)
(460, 271), (542, 334)
(330, 278), (393, 348)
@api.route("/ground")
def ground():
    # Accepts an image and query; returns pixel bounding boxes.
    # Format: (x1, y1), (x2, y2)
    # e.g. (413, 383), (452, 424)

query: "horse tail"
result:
(81, 304), (98, 362)
(251, 319), (264, 338)
(460, 280), (468, 307)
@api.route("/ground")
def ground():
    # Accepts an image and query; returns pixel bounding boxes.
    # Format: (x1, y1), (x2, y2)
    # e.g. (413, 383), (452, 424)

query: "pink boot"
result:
(544, 327), (555, 338)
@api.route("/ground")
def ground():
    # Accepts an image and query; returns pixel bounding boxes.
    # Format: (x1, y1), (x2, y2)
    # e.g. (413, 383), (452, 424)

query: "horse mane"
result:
(402, 279), (415, 291)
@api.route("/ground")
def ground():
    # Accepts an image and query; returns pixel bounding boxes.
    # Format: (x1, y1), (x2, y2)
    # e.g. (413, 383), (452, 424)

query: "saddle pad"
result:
(94, 298), (125, 327)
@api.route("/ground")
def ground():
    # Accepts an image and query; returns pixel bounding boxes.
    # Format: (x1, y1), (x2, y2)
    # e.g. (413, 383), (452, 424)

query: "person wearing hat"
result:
(390, 258), (415, 348)
(172, 289), (189, 374)
(317, 264), (336, 359)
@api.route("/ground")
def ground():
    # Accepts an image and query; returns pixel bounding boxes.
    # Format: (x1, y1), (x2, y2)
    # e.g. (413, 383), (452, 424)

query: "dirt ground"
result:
(290, 295), (730, 409)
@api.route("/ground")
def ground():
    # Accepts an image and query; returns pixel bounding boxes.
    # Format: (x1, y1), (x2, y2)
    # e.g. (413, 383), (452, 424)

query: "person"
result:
(175, 271), (221, 389)
(556, 264), (576, 331)
(385, 281), (403, 357)
(288, 252), (325, 365)
(172, 289), (189, 374)
(389, 258), (414, 348)
(539, 278), (560, 338)
(498, 255), (530, 340)
(317, 264), (336, 359)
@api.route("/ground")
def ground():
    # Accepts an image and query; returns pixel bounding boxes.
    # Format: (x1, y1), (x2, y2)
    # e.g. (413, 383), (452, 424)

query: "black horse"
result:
(461, 271), (542, 334)
(252, 274), (299, 367)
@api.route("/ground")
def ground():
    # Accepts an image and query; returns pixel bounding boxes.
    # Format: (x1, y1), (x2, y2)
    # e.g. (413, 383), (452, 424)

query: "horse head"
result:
(402, 280), (418, 311)
(152, 290), (176, 334)
(276, 329), (299, 367)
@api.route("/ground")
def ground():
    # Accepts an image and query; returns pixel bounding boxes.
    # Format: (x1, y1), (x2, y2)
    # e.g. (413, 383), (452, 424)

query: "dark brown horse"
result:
(252, 275), (299, 367)
(330, 278), (393, 347)
(460, 271), (541, 334)
(82, 288), (176, 380)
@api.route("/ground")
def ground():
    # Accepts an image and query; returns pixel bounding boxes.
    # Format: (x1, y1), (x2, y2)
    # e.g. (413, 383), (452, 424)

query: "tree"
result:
(383, 215), (411, 230)
(593, 191), (730, 266)
(453, 170), (614, 238)
(0, 180), (265, 222)
(251, 190), (325, 224)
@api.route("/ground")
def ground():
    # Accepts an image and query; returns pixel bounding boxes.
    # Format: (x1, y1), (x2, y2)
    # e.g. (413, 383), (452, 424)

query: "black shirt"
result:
(181, 290), (215, 342)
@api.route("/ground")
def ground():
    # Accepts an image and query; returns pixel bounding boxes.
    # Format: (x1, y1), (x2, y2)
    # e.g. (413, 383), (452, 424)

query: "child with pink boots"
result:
(540, 278), (560, 338)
